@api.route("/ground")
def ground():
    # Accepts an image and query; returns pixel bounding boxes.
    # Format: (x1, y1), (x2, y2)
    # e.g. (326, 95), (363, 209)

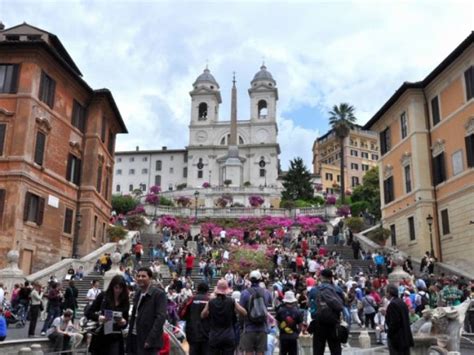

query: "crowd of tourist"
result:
(0, 219), (473, 355)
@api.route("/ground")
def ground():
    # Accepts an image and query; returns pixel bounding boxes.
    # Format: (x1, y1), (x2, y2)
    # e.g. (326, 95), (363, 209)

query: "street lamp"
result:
(426, 214), (434, 258)
(194, 190), (199, 223)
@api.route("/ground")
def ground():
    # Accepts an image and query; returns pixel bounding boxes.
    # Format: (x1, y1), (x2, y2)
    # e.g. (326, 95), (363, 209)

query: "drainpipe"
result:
(423, 91), (442, 262)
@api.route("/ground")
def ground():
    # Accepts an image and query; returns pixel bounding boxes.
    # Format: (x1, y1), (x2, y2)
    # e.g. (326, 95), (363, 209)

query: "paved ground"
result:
(5, 319), (47, 340)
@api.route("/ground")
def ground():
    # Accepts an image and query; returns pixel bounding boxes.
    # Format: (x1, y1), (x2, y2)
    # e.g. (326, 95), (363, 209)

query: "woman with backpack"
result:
(86, 275), (129, 355)
(276, 291), (304, 355)
(201, 279), (247, 355)
(361, 288), (377, 329)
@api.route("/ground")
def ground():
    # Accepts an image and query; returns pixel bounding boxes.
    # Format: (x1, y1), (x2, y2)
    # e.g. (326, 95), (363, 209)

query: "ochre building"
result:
(0, 23), (127, 273)
(365, 32), (474, 268)
(312, 125), (379, 195)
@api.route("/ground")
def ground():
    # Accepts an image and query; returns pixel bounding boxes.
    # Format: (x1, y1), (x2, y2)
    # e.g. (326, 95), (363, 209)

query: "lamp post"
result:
(72, 212), (82, 258)
(426, 214), (434, 258)
(194, 190), (199, 223)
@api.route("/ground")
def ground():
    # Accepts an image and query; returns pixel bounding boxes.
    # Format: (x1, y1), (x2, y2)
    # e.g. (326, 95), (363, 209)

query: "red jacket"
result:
(158, 332), (170, 355)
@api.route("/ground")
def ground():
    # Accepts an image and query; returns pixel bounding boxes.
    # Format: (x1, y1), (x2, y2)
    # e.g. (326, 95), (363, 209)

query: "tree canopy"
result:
(281, 157), (314, 201)
(351, 166), (381, 220)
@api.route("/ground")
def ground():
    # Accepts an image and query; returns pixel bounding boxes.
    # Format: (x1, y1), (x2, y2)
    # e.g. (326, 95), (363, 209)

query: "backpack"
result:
(247, 288), (268, 324)
(310, 285), (343, 325)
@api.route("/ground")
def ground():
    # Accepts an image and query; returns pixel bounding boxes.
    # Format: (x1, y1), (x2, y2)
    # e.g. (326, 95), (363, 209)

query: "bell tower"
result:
(248, 64), (278, 122)
(189, 67), (222, 125)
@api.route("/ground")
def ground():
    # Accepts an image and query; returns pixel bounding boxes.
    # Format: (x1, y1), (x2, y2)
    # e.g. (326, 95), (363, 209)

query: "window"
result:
(63, 208), (73, 234)
(390, 224), (397, 246)
(169, 167), (174, 174)
(198, 102), (208, 120)
(184, 153), (188, 163)
(170, 156), (174, 161)
(96, 162), (103, 193)
(432, 153), (446, 185)
(129, 157), (134, 162)
(361, 152), (369, 159)
(440, 209), (450, 235)
(23, 192), (45, 225)
(351, 176), (359, 187)
(39, 71), (55, 108)
(0, 64), (19, 93)
(258, 100), (268, 118)
(129, 184), (133, 192)
(380, 127), (391, 155)
(154, 175), (161, 186)
(351, 163), (359, 170)
(142, 157), (148, 162)
(260, 169), (266, 177)
(156, 160), (162, 171)
(0, 123), (5, 156)
(431, 96), (440, 126)
(129, 169), (135, 175)
(350, 149), (358, 157)
(383, 176), (394, 204)
(465, 66), (474, 100)
(337, 175), (341, 182)
(33, 131), (46, 166)
(140, 183), (147, 191)
(66, 154), (81, 185)
(108, 131), (115, 152)
(71, 100), (87, 133)
(404, 165), (412, 193)
(325, 173), (333, 181)
(93, 216), (98, 238)
(183, 167), (187, 178)
(372, 154), (379, 160)
(197, 170), (203, 179)
(0, 189), (5, 226)
(101, 117), (106, 143)
(362, 164), (369, 171)
(408, 216), (416, 241)
(104, 176), (109, 199)
(142, 168), (148, 174)
(400, 112), (408, 139)
(452, 150), (464, 176)
(116, 184), (120, 192)
(465, 134), (474, 168)
(116, 169), (122, 175)
(117, 157), (122, 163)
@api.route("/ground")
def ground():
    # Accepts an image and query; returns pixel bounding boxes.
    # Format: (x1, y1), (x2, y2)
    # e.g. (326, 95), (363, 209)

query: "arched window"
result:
(220, 136), (226, 145)
(197, 158), (204, 178)
(198, 103), (208, 120)
(239, 136), (244, 145)
(258, 100), (268, 118)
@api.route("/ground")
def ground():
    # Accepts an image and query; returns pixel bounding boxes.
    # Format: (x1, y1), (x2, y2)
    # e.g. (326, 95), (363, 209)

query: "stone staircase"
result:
(62, 270), (103, 318)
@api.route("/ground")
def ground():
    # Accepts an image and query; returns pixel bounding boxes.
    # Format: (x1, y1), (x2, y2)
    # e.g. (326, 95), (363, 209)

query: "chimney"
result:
(162, 146), (167, 150)
(136, 146), (139, 151)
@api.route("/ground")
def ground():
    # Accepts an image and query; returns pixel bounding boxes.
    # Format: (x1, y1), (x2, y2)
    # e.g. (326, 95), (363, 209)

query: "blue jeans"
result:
(41, 306), (61, 333)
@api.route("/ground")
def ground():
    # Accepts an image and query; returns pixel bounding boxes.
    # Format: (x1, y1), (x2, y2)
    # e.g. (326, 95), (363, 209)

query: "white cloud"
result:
(2, 1), (473, 168)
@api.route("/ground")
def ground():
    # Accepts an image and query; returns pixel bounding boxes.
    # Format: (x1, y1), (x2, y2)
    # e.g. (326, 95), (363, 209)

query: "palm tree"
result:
(328, 103), (357, 204)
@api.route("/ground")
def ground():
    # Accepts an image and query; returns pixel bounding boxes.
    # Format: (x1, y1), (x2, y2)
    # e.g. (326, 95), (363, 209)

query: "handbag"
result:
(336, 321), (349, 343)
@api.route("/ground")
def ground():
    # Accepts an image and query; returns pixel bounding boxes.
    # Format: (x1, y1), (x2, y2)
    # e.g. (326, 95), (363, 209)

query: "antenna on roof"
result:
(205, 59), (209, 70)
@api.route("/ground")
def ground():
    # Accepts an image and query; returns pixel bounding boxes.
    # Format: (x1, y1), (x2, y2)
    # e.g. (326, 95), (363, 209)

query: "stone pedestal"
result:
(388, 251), (412, 286)
(103, 252), (124, 290)
(190, 224), (201, 238)
(297, 335), (312, 355)
(187, 241), (198, 254)
(290, 226), (301, 240)
(0, 250), (26, 292)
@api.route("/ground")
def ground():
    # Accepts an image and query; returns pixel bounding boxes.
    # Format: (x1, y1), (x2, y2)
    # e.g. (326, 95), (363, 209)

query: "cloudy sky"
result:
(1, 0), (473, 169)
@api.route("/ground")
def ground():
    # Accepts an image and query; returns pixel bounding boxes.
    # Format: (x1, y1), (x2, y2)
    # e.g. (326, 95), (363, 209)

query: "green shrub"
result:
(312, 196), (325, 206)
(367, 226), (391, 246)
(159, 196), (174, 206)
(280, 200), (296, 209)
(243, 181), (252, 187)
(345, 217), (364, 233)
(107, 225), (128, 242)
(126, 215), (146, 231)
(295, 199), (312, 207)
(350, 201), (369, 217)
(176, 183), (187, 190)
(112, 194), (139, 215)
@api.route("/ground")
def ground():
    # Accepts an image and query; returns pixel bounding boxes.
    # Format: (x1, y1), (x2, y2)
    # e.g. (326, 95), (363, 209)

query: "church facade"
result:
(114, 65), (282, 207)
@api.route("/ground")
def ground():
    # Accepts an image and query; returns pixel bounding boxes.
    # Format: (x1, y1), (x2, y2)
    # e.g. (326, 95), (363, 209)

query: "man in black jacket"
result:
(180, 282), (210, 355)
(385, 284), (414, 355)
(127, 267), (167, 355)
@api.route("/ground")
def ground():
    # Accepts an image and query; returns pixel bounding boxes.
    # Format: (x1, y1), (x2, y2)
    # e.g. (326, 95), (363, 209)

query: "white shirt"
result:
(0, 287), (4, 304)
(308, 259), (318, 273)
(86, 287), (100, 301)
(220, 230), (226, 239)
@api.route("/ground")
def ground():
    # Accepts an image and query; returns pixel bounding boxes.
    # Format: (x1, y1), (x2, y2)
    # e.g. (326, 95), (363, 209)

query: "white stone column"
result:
(0, 250), (26, 293)
(103, 252), (124, 290)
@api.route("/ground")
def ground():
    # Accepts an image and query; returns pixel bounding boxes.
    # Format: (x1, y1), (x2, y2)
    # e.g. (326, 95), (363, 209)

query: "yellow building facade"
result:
(312, 126), (379, 195)
(365, 32), (474, 266)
